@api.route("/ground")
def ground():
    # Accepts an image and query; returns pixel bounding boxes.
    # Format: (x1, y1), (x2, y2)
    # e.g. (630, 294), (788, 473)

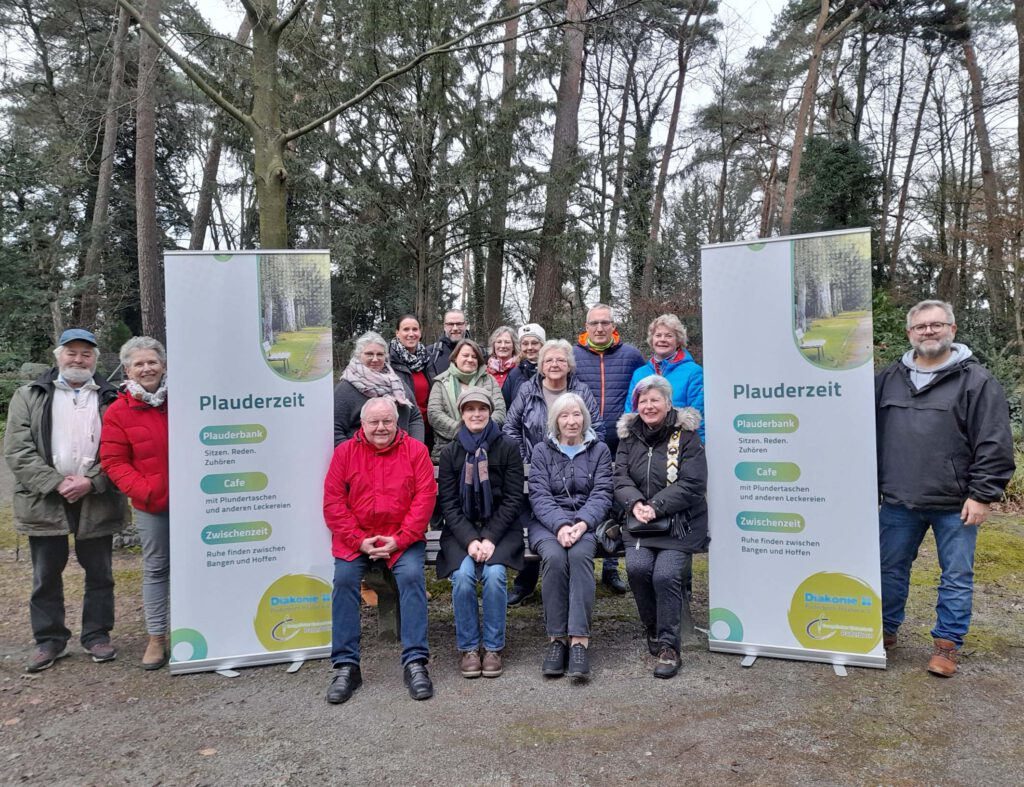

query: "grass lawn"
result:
(267, 327), (326, 378)
(801, 309), (869, 368)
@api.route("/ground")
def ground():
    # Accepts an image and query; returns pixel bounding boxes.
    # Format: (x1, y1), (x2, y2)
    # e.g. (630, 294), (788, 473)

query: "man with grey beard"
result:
(875, 300), (1014, 678)
(4, 329), (125, 672)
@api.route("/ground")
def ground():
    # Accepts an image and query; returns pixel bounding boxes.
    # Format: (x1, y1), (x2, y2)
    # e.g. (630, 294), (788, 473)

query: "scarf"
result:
(445, 366), (485, 412)
(487, 355), (517, 386)
(583, 329), (620, 353)
(125, 375), (168, 407)
(342, 358), (411, 406)
(457, 419), (499, 522)
(389, 337), (429, 372)
(633, 406), (678, 448)
(652, 349), (685, 374)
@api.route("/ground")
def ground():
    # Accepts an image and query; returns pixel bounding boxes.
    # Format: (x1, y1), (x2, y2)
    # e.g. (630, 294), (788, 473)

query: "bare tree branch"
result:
(272, 0), (308, 35)
(115, 0), (253, 132)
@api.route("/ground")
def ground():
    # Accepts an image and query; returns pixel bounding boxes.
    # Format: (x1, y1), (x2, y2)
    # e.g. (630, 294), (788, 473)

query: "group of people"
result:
(325, 305), (708, 703)
(2, 299), (1014, 706)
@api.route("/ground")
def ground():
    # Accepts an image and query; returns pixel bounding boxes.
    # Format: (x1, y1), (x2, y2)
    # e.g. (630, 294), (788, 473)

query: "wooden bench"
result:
(796, 328), (825, 361)
(262, 340), (291, 371)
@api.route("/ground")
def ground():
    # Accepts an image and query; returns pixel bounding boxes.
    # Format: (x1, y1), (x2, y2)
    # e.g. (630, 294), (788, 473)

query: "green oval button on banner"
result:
(200, 472), (268, 494)
(733, 413), (799, 433)
(199, 424), (268, 445)
(736, 511), (805, 533)
(201, 522), (272, 544)
(735, 462), (801, 482)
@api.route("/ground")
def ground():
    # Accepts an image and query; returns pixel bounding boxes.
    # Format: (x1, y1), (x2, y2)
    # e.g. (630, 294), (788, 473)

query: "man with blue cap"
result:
(4, 328), (125, 672)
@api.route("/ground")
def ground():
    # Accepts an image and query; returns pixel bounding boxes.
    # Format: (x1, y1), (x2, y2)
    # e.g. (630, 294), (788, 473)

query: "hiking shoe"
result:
(601, 571), (628, 595)
(507, 585), (532, 607)
(460, 650), (482, 678)
(84, 640), (116, 663)
(883, 631), (897, 651)
(25, 643), (69, 673)
(566, 643), (590, 679)
(927, 638), (958, 677)
(326, 664), (362, 704)
(481, 651), (503, 678)
(653, 647), (680, 679)
(542, 640), (569, 677)
(403, 660), (434, 700)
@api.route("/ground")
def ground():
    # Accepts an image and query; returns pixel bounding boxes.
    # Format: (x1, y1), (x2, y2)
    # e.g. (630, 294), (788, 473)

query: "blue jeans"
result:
(450, 555), (507, 652)
(879, 503), (978, 647)
(331, 541), (429, 666)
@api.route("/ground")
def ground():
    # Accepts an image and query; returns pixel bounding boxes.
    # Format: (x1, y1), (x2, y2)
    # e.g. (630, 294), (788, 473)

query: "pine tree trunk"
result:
(136, 0), (165, 342)
(77, 7), (130, 328)
(529, 0), (586, 326)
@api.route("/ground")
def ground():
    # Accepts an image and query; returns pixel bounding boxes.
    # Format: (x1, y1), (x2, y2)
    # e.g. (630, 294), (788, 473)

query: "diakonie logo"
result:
(254, 574), (332, 651)
(787, 572), (882, 654)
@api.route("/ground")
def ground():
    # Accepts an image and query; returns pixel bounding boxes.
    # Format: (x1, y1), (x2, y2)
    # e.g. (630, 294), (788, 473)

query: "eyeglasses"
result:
(543, 358), (568, 366)
(586, 320), (613, 328)
(909, 322), (952, 334)
(444, 321), (466, 328)
(365, 419), (396, 428)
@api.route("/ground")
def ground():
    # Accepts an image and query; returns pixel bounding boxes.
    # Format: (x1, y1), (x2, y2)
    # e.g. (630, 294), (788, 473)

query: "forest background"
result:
(0, 0), (1022, 476)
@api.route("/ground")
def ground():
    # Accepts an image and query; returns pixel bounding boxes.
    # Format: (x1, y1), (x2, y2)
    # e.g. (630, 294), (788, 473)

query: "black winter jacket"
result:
(613, 407), (708, 553)
(875, 355), (1015, 508)
(435, 432), (526, 577)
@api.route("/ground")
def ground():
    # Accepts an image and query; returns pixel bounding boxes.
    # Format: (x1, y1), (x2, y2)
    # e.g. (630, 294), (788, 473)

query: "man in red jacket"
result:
(323, 396), (437, 703)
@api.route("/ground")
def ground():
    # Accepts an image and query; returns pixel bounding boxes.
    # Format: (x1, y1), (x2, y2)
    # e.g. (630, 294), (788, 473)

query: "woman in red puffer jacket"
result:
(100, 337), (169, 670)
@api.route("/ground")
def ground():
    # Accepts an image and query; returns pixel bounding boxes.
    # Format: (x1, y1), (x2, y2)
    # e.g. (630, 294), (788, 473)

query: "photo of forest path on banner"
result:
(702, 229), (884, 669)
(165, 251), (335, 674)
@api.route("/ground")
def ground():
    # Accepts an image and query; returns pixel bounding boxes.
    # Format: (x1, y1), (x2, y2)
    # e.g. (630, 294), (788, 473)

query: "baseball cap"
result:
(457, 387), (493, 411)
(58, 328), (98, 347)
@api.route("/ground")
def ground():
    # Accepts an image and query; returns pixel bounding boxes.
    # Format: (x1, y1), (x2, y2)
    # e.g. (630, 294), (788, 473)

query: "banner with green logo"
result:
(702, 229), (885, 668)
(165, 251), (334, 674)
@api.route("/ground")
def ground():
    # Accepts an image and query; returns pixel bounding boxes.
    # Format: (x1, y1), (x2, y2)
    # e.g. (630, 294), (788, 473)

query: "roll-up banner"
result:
(165, 251), (335, 674)
(702, 229), (885, 669)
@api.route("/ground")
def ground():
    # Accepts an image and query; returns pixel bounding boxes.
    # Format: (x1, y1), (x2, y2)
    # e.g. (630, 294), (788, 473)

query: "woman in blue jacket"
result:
(527, 393), (613, 679)
(625, 314), (704, 442)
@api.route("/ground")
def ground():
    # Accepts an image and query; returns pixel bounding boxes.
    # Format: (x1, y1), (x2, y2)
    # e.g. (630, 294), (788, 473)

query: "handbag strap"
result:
(666, 428), (682, 484)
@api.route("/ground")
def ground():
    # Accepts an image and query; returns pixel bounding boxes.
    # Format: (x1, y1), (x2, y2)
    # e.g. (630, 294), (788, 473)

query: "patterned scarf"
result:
(457, 419), (499, 522)
(389, 337), (429, 372)
(652, 349), (685, 374)
(125, 375), (168, 407)
(486, 354), (517, 386)
(342, 358), (411, 406)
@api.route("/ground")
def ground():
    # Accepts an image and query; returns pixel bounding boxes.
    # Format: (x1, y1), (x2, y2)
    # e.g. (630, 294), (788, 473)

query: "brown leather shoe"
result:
(883, 631), (897, 651)
(927, 638), (958, 677)
(460, 650), (482, 678)
(481, 651), (503, 678)
(142, 635), (169, 670)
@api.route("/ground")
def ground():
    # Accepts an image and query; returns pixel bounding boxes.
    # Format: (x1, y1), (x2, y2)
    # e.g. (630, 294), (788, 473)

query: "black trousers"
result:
(29, 505), (114, 647)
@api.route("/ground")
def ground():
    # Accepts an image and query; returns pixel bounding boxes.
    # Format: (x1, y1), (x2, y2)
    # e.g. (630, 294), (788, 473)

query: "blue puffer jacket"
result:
(625, 350), (705, 442)
(573, 335), (644, 455)
(502, 373), (604, 463)
(527, 431), (613, 547)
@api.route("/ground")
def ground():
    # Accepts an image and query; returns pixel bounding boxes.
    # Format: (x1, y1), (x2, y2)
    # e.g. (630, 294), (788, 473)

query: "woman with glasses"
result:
(502, 339), (603, 464)
(334, 331), (424, 446)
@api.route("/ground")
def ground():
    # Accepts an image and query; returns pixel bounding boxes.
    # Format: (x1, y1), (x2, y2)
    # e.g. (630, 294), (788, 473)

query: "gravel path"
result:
(1, 538), (1021, 786)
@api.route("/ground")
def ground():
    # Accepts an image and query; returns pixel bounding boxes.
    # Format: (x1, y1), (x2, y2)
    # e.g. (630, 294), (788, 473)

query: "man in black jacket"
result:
(427, 309), (469, 376)
(876, 300), (1015, 677)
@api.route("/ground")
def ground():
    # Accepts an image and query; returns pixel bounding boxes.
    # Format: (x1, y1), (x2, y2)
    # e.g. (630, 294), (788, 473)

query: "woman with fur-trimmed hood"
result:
(614, 374), (707, 679)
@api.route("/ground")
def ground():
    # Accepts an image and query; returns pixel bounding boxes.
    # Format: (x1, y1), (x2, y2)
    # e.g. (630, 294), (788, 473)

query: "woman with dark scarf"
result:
(427, 339), (505, 461)
(389, 315), (434, 447)
(436, 389), (525, 679)
(614, 374), (707, 679)
(334, 331), (424, 446)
